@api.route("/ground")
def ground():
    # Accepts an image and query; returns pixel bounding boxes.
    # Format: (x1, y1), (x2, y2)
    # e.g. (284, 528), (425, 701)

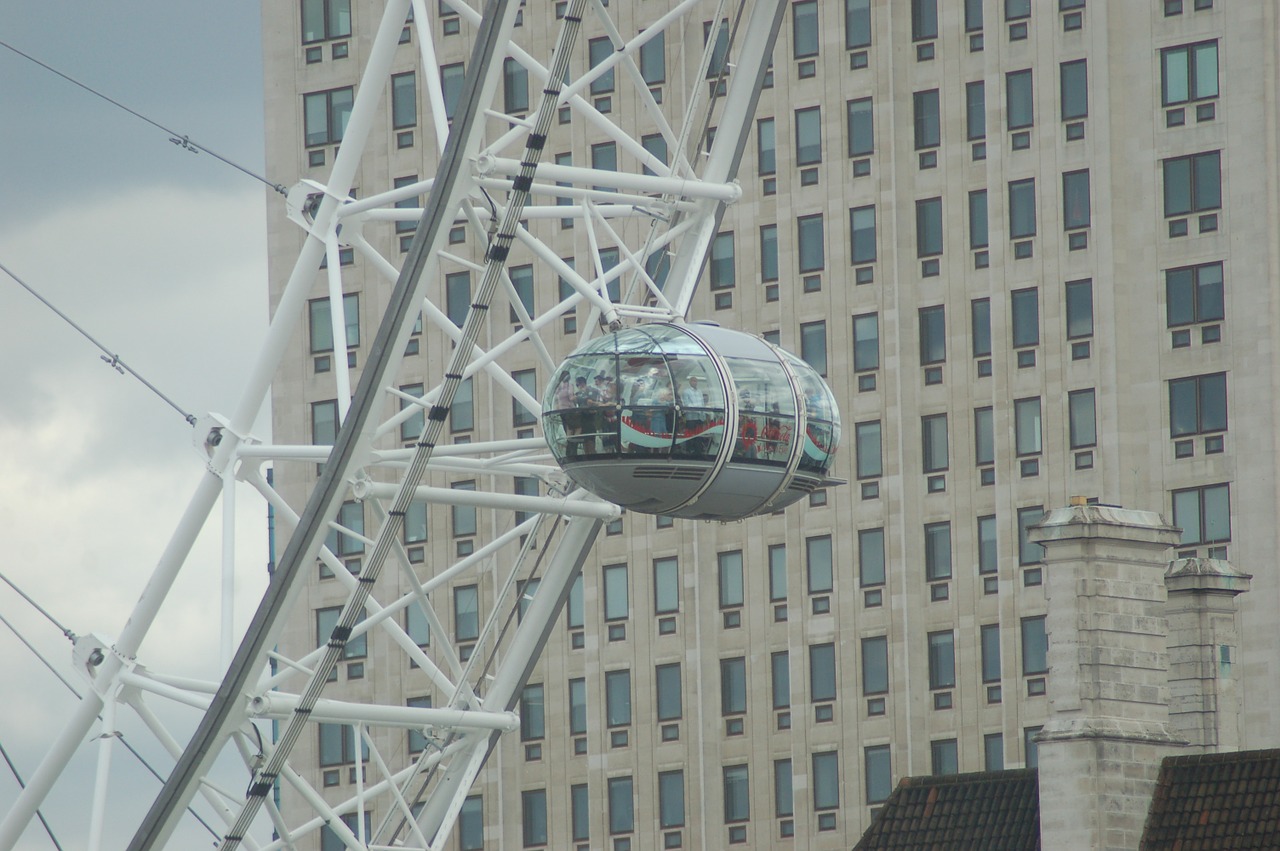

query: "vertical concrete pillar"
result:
(1165, 557), (1251, 752)
(1029, 502), (1184, 851)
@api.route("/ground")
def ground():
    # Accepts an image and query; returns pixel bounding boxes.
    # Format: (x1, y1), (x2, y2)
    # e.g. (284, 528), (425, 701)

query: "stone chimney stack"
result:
(1164, 557), (1251, 752)
(1029, 502), (1184, 851)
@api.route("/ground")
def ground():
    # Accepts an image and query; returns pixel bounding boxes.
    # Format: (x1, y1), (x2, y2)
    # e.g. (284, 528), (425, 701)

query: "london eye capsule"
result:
(542, 323), (842, 520)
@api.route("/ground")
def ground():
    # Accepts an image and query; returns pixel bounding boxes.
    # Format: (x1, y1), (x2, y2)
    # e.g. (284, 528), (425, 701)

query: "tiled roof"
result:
(853, 768), (1040, 851)
(1141, 748), (1280, 850)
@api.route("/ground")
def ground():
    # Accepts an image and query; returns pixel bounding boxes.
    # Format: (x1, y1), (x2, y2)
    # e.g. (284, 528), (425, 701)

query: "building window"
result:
(865, 745), (892, 803)
(400, 383), (424, 442)
(571, 784), (589, 842)
(965, 0), (983, 30)
(810, 642), (836, 703)
(813, 751), (839, 812)
(316, 606), (366, 663)
(916, 197), (943, 259)
(404, 598), (430, 649)
(458, 796), (483, 851)
(974, 407), (995, 466)
(511, 368), (538, 428)
(853, 313), (879, 372)
(517, 680), (542, 742)
(855, 421), (882, 480)
(800, 320), (827, 375)
(603, 563), (629, 622)
(588, 36), (615, 94)
(985, 734), (1005, 771)
(919, 305), (946, 365)
(1069, 389), (1097, 449)
(303, 87), (354, 146)
(705, 18), (730, 79)
(769, 545), (787, 601)
(404, 500), (428, 547)
(966, 81), (986, 140)
(655, 662), (683, 723)
(308, 293), (359, 356)
(312, 399), (339, 447)
(971, 299), (992, 358)
(981, 622), (1002, 685)
(849, 206), (877, 265)
(859, 528), (885, 587)
(760, 225), (779, 282)
(640, 30), (665, 85)
(1166, 262), (1224, 326)
(1011, 288), (1039, 348)
(798, 214), (825, 274)
(1060, 59), (1088, 120)
(928, 630), (955, 690)
(757, 118), (776, 175)
(1006, 0), (1031, 19)
(1169, 374), (1227, 437)
(1172, 484), (1231, 549)
(521, 789), (547, 847)
(1163, 151), (1221, 217)
(795, 106), (822, 166)
(1017, 506), (1045, 564)
(507, 265), (535, 324)
(445, 271), (470, 328)
(391, 72), (417, 129)
(806, 535), (833, 594)
(925, 522), (952, 581)
(846, 0), (871, 47)
(847, 97), (873, 156)
(709, 232), (735, 289)
(965, 193), (989, 256)
(912, 0), (938, 40)
(654, 556), (679, 615)
(718, 550), (744, 611)
(793, 0), (819, 58)
(774, 758), (794, 819)
(605, 669), (632, 728)
(453, 583), (479, 641)
(1009, 178), (1037, 239)
(1006, 69), (1033, 130)
(1014, 397), (1042, 457)
(1066, 279), (1094, 339)
(721, 657), (747, 719)
(608, 776), (634, 835)
(931, 739), (959, 776)
(450, 377), (474, 432)
(568, 677), (587, 736)
(566, 574), (584, 632)
(723, 764), (751, 833)
(1022, 616), (1048, 675)
(1063, 170), (1091, 229)
(862, 636), (888, 695)
(922, 415), (949, 474)
(771, 651), (791, 709)
(1025, 728), (1042, 769)
(659, 770), (685, 830)
(326, 500), (365, 560)
(302, 0), (351, 42)
(913, 90), (940, 148)
(440, 62), (464, 120)
(1162, 41), (1218, 106)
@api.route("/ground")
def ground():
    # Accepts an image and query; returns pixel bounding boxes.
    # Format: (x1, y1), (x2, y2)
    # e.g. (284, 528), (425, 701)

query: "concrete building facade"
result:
(260, 1), (1278, 848)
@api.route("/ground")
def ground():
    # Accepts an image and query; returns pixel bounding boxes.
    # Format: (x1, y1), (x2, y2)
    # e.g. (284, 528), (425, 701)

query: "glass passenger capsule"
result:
(542, 322), (842, 520)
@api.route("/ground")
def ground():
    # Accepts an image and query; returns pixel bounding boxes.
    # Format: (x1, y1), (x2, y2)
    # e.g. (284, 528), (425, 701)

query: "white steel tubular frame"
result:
(0, 0), (785, 848)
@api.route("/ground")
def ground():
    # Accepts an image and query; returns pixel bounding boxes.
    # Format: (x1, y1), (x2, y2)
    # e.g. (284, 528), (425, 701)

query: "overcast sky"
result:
(0, 1), (274, 846)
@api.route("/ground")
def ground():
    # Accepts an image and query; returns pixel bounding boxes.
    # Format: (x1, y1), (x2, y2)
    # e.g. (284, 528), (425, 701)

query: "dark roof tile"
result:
(854, 769), (1040, 851)
(1141, 749), (1280, 850)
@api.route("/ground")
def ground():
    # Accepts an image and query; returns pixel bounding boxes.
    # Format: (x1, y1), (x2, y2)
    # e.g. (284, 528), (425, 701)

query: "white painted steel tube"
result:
(247, 693), (518, 731)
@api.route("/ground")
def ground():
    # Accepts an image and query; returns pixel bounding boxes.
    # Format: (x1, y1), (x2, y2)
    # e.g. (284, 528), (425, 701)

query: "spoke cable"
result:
(0, 260), (198, 427)
(0, 39), (286, 195)
(0, 587), (221, 840)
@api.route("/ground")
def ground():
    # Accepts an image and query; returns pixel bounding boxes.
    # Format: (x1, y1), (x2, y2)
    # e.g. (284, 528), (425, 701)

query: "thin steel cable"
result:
(0, 39), (286, 195)
(0, 737), (64, 851)
(0, 608), (221, 840)
(0, 569), (73, 640)
(0, 260), (198, 426)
